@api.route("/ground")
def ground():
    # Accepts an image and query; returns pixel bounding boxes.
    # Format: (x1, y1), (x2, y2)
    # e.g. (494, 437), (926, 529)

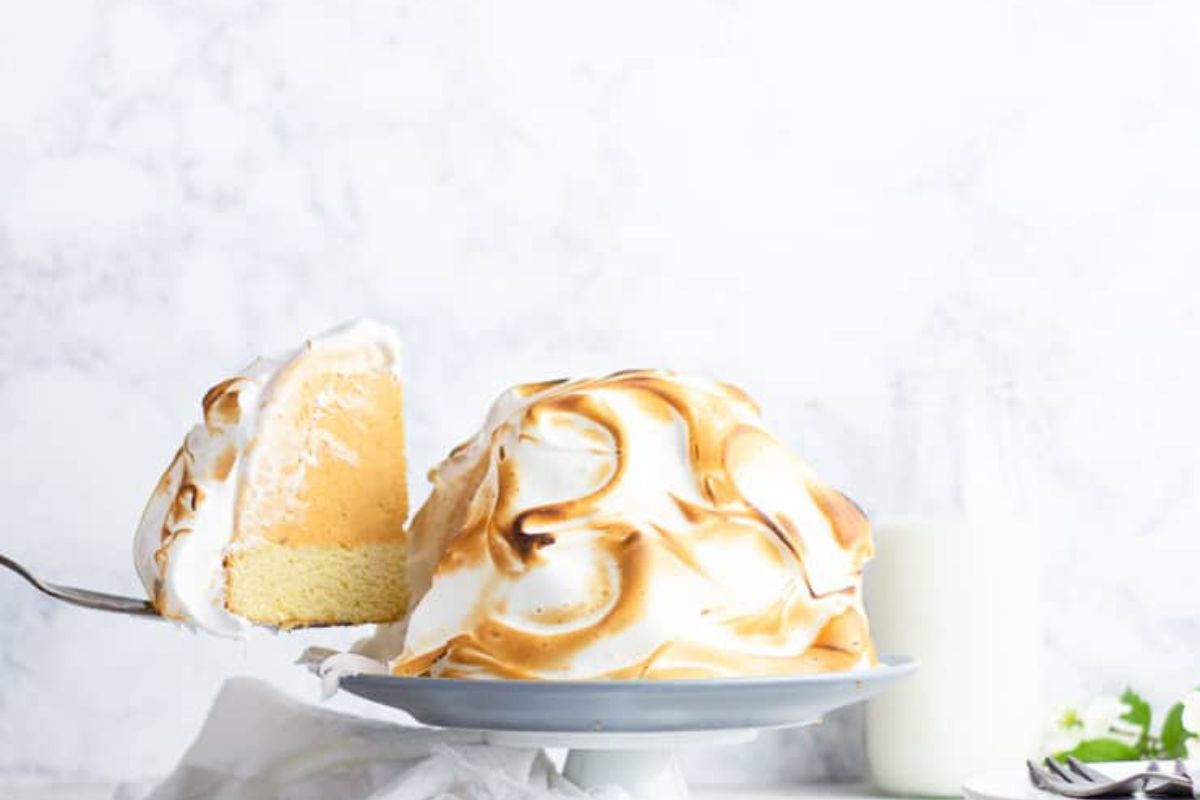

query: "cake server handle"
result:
(0, 552), (161, 618)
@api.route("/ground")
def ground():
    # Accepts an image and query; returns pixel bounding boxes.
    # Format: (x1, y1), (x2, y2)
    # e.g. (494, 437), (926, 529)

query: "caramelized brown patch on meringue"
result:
(724, 588), (822, 642)
(628, 619), (872, 678)
(202, 378), (245, 428)
(809, 607), (874, 665)
(398, 523), (655, 678)
(211, 446), (237, 482)
(809, 482), (873, 557)
(515, 377), (571, 397)
(649, 522), (713, 580)
(621, 375), (743, 505)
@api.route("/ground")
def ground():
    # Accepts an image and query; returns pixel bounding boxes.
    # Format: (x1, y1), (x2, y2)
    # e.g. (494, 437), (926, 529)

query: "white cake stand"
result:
(340, 655), (915, 800)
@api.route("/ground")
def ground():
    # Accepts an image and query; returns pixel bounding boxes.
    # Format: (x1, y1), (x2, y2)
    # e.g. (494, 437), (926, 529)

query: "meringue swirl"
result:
(388, 370), (876, 679)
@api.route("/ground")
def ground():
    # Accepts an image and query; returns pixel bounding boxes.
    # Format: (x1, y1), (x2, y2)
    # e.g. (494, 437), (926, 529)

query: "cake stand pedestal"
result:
(340, 655), (915, 800)
(484, 728), (763, 800)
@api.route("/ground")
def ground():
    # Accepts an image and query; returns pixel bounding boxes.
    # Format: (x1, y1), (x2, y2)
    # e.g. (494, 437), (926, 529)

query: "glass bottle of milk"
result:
(866, 369), (1043, 796)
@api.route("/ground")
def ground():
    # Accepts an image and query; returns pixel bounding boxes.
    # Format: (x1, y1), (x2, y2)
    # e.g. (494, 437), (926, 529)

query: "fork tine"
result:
(1147, 761), (1162, 791)
(1030, 760), (1098, 798)
(1146, 761), (1162, 790)
(1045, 757), (1075, 783)
(1066, 756), (1110, 784)
(1144, 761), (1194, 798)
(1175, 761), (1198, 797)
(1028, 760), (1052, 789)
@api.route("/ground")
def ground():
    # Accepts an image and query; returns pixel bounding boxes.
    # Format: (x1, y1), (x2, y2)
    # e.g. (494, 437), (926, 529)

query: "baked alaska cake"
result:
(358, 369), (876, 680)
(134, 320), (409, 635)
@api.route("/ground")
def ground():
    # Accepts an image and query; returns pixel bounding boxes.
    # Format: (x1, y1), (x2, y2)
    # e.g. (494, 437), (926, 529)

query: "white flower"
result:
(1082, 696), (1132, 739)
(1044, 706), (1084, 756)
(1181, 690), (1200, 736)
(1046, 726), (1084, 756)
(1187, 736), (1200, 761)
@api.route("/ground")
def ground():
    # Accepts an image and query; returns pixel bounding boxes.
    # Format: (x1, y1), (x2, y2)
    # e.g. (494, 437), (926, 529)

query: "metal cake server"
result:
(0, 553), (160, 618)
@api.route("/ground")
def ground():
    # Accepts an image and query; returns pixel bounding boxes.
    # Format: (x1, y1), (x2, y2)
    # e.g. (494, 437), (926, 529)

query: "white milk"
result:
(866, 516), (1042, 796)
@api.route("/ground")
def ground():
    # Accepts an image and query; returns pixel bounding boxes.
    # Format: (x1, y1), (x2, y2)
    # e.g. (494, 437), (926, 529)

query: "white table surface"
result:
(3, 782), (896, 800)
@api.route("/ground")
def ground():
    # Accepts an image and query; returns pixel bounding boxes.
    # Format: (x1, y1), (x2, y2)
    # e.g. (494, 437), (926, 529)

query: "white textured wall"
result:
(3, 0), (1200, 788)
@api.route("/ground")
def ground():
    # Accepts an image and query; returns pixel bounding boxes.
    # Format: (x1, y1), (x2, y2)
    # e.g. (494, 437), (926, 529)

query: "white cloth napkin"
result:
(115, 676), (627, 800)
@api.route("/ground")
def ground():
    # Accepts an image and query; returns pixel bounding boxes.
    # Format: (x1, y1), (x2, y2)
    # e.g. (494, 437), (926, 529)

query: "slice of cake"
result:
(133, 320), (408, 635)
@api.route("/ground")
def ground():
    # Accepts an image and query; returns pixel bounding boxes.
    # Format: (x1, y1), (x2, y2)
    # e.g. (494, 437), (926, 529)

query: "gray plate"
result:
(340, 655), (916, 733)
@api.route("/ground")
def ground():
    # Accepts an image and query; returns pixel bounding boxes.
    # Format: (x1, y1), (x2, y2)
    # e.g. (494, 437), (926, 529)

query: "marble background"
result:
(3, 0), (1200, 790)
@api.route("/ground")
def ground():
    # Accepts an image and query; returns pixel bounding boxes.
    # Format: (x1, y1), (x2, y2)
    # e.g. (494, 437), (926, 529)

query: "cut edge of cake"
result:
(225, 540), (407, 628)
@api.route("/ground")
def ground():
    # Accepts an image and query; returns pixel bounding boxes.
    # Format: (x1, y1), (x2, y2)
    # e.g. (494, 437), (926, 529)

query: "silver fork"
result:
(1145, 760), (1197, 798)
(0, 553), (160, 618)
(1027, 757), (1193, 798)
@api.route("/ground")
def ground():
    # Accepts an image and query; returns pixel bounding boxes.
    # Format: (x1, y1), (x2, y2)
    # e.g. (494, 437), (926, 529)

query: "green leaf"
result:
(1161, 703), (1188, 758)
(1120, 687), (1153, 734)
(1057, 738), (1143, 763)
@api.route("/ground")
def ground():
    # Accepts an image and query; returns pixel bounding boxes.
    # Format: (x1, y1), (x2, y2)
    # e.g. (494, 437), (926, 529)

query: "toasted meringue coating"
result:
(387, 370), (876, 679)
